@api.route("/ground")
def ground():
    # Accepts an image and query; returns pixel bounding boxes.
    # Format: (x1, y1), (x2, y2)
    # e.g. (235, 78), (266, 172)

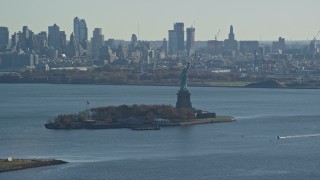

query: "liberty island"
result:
(45, 63), (234, 130)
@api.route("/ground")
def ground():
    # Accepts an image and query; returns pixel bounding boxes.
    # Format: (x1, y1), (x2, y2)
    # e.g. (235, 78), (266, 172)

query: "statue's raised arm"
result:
(180, 62), (190, 91)
(186, 62), (190, 71)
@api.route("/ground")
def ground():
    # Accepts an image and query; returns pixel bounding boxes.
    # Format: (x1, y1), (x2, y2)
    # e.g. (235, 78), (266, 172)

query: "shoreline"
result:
(1, 81), (320, 90)
(0, 159), (67, 173)
(179, 116), (236, 126)
(45, 116), (236, 130)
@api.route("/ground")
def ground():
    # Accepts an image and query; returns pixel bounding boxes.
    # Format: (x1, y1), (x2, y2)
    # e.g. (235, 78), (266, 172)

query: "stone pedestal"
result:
(176, 90), (192, 109)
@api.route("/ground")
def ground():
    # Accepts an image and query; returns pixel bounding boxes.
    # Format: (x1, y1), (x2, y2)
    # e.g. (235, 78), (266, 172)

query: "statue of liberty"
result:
(180, 62), (190, 91)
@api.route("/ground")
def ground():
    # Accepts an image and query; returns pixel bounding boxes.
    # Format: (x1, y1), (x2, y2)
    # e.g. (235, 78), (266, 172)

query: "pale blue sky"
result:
(1, 0), (319, 41)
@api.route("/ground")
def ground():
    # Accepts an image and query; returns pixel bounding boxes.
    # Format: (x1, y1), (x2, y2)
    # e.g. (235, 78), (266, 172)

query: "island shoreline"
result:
(1, 81), (319, 90)
(0, 159), (67, 173)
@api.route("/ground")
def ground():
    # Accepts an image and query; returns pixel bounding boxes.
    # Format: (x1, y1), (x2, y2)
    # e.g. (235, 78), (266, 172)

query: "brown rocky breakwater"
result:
(0, 159), (67, 173)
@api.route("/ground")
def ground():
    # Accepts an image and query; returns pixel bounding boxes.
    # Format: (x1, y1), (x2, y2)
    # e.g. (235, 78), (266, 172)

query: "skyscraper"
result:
(37, 31), (48, 44)
(73, 17), (88, 49)
(186, 27), (195, 56)
(278, 37), (285, 51)
(168, 22), (185, 54)
(229, 25), (235, 41)
(131, 34), (138, 44)
(73, 17), (80, 42)
(19, 26), (34, 51)
(91, 28), (104, 59)
(168, 30), (177, 54)
(224, 25), (238, 55)
(11, 33), (19, 49)
(272, 37), (285, 53)
(48, 24), (60, 50)
(174, 23), (185, 51)
(37, 31), (48, 54)
(162, 38), (168, 55)
(22, 26), (31, 40)
(0, 27), (9, 48)
(59, 31), (67, 50)
(68, 33), (80, 57)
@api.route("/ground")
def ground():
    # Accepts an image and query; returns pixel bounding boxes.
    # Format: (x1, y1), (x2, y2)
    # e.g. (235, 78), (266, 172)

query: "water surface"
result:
(0, 84), (319, 179)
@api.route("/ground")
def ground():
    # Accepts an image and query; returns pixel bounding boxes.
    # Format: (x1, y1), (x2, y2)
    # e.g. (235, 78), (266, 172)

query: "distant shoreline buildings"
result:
(0, 18), (320, 74)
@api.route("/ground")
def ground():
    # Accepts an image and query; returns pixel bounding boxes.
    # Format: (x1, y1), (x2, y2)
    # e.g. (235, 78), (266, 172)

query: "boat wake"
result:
(277, 133), (320, 139)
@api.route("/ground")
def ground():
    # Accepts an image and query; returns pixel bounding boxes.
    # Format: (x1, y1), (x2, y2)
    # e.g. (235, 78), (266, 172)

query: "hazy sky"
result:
(1, 0), (320, 41)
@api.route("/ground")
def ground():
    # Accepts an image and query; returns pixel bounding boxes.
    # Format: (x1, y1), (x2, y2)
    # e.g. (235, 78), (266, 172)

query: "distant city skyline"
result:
(1, 0), (320, 41)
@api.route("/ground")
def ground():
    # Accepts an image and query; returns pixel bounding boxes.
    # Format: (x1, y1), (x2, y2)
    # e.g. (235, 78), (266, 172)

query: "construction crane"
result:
(214, 29), (220, 41)
(313, 30), (320, 40)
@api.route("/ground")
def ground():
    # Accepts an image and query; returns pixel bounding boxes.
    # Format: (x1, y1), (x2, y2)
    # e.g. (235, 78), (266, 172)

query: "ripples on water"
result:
(0, 84), (320, 179)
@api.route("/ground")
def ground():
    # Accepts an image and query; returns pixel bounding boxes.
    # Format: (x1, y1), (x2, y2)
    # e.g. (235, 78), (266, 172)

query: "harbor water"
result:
(0, 84), (319, 179)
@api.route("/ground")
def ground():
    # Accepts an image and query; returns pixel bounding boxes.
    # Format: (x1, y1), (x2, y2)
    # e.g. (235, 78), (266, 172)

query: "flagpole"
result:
(86, 101), (90, 120)
(86, 101), (90, 111)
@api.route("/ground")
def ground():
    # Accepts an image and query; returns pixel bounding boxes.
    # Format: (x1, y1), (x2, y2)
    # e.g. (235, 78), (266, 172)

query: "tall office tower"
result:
(73, 17), (80, 43)
(130, 34), (138, 51)
(11, 33), (19, 49)
(59, 31), (67, 50)
(162, 38), (168, 55)
(278, 37), (285, 51)
(174, 23), (185, 51)
(19, 26), (33, 51)
(22, 26), (31, 40)
(37, 31), (48, 54)
(131, 34), (138, 44)
(68, 33), (80, 57)
(73, 17), (88, 49)
(131, 34), (138, 45)
(79, 19), (88, 48)
(0, 27), (9, 48)
(48, 24), (61, 50)
(168, 30), (177, 53)
(229, 25), (235, 41)
(272, 37), (286, 53)
(106, 39), (115, 48)
(168, 22), (185, 54)
(91, 28), (104, 59)
(186, 27), (195, 56)
(37, 31), (48, 43)
(224, 25), (238, 55)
